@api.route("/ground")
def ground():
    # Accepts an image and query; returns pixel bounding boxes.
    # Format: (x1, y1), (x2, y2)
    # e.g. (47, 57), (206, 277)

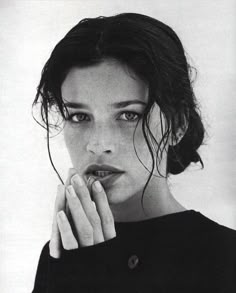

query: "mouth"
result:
(84, 164), (125, 187)
(86, 170), (123, 180)
(85, 164), (124, 178)
(88, 170), (116, 177)
(86, 171), (124, 187)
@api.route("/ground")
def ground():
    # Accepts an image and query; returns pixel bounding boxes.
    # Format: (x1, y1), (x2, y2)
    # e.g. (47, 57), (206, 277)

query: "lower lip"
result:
(90, 172), (124, 186)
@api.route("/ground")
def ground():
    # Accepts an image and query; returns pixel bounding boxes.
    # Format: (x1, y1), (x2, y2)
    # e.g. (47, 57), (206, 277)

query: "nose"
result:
(86, 128), (115, 155)
(86, 142), (114, 155)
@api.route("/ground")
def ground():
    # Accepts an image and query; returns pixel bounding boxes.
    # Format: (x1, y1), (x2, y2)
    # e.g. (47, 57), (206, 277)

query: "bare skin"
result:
(50, 169), (116, 258)
(49, 59), (186, 258)
(50, 168), (185, 258)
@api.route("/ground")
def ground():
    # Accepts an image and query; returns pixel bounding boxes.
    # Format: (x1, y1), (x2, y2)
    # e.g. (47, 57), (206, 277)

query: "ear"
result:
(169, 115), (188, 147)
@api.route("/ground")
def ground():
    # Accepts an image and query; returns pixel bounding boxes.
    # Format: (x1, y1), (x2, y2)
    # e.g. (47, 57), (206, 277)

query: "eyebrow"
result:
(63, 99), (147, 109)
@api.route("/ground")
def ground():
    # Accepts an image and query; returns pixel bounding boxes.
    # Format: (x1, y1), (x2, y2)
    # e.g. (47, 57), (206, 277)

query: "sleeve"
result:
(31, 238), (118, 293)
(31, 242), (50, 293)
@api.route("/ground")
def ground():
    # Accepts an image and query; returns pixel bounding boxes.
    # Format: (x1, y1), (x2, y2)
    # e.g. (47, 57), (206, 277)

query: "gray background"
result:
(0, 1), (235, 292)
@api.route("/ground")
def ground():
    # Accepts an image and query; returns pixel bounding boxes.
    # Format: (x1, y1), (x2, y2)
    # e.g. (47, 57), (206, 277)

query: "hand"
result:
(49, 168), (76, 258)
(49, 169), (116, 258)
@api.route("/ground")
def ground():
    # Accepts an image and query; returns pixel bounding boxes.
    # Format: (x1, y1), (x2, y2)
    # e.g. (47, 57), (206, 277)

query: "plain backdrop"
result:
(0, 1), (235, 292)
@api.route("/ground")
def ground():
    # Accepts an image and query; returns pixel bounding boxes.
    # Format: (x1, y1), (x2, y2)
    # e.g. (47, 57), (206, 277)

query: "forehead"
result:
(61, 59), (148, 105)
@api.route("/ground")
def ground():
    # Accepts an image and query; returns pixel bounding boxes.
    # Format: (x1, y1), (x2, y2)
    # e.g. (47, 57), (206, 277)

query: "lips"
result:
(85, 164), (124, 180)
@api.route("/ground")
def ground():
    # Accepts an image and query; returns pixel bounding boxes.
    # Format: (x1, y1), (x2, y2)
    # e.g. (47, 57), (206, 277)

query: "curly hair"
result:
(32, 12), (205, 200)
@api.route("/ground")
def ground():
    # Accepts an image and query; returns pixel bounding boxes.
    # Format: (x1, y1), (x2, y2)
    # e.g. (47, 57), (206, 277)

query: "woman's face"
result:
(62, 59), (168, 205)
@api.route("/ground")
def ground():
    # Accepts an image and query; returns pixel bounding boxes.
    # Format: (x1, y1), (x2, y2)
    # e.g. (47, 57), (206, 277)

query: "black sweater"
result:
(32, 210), (236, 293)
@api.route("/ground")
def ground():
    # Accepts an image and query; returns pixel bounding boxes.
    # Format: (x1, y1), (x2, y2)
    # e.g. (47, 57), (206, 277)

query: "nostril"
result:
(86, 142), (115, 155)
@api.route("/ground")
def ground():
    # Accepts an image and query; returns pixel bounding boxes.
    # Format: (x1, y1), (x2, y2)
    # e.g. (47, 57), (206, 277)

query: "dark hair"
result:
(32, 12), (205, 198)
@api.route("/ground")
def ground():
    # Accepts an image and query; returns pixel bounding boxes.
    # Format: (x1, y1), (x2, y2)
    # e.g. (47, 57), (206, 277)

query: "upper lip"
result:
(85, 164), (124, 174)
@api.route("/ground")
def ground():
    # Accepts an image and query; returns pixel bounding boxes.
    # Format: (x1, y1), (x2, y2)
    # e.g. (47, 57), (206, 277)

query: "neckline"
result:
(115, 209), (198, 227)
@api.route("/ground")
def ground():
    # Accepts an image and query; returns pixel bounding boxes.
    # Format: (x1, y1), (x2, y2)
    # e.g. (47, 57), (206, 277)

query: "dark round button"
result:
(128, 255), (139, 269)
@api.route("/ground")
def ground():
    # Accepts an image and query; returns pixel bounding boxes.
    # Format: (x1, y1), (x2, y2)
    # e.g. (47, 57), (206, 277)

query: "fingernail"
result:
(57, 210), (66, 221)
(71, 174), (84, 186)
(66, 185), (76, 198)
(87, 175), (96, 186)
(94, 180), (103, 192)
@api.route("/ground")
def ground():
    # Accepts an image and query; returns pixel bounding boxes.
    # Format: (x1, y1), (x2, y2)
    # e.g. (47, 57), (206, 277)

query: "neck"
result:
(110, 177), (186, 222)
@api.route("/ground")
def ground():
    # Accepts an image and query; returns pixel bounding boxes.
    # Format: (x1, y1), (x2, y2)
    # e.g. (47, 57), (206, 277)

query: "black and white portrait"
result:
(0, 1), (235, 292)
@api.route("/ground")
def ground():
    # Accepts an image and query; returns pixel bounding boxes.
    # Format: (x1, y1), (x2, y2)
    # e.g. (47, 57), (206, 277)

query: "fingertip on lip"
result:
(87, 176), (104, 193)
(87, 175), (97, 187)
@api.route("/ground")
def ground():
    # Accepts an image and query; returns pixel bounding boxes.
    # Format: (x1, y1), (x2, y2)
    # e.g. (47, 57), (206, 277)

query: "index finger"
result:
(65, 168), (78, 217)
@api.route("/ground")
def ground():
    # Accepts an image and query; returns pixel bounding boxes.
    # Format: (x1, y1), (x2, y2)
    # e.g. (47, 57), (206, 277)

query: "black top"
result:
(32, 210), (236, 293)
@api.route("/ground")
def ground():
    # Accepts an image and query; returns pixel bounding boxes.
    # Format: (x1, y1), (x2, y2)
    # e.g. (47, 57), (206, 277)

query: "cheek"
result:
(63, 123), (161, 171)
(63, 127), (74, 149)
(63, 127), (83, 158)
(64, 124), (136, 151)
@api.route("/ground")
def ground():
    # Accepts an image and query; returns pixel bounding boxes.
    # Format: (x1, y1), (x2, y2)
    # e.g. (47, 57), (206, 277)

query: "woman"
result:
(32, 13), (236, 293)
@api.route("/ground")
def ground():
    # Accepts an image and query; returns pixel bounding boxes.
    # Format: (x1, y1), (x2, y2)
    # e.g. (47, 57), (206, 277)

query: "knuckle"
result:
(82, 233), (93, 243)
(90, 213), (102, 227)
(84, 224), (94, 235)
(102, 213), (114, 226)
(80, 225), (93, 240)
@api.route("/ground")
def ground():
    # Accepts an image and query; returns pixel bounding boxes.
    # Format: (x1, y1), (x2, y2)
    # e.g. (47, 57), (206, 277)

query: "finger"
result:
(57, 210), (78, 250)
(92, 181), (116, 240)
(49, 184), (66, 258)
(71, 174), (104, 244)
(65, 168), (78, 220)
(86, 175), (97, 195)
(66, 185), (94, 247)
(65, 167), (78, 186)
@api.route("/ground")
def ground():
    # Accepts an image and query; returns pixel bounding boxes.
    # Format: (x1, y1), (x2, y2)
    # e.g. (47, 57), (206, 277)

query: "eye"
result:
(118, 111), (140, 122)
(66, 113), (90, 123)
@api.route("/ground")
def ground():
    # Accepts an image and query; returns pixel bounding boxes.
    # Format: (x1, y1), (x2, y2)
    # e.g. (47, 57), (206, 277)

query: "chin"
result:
(104, 187), (130, 206)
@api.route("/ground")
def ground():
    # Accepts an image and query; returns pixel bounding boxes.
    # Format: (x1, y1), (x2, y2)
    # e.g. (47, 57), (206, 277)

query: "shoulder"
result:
(194, 212), (236, 237)
(189, 211), (236, 253)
